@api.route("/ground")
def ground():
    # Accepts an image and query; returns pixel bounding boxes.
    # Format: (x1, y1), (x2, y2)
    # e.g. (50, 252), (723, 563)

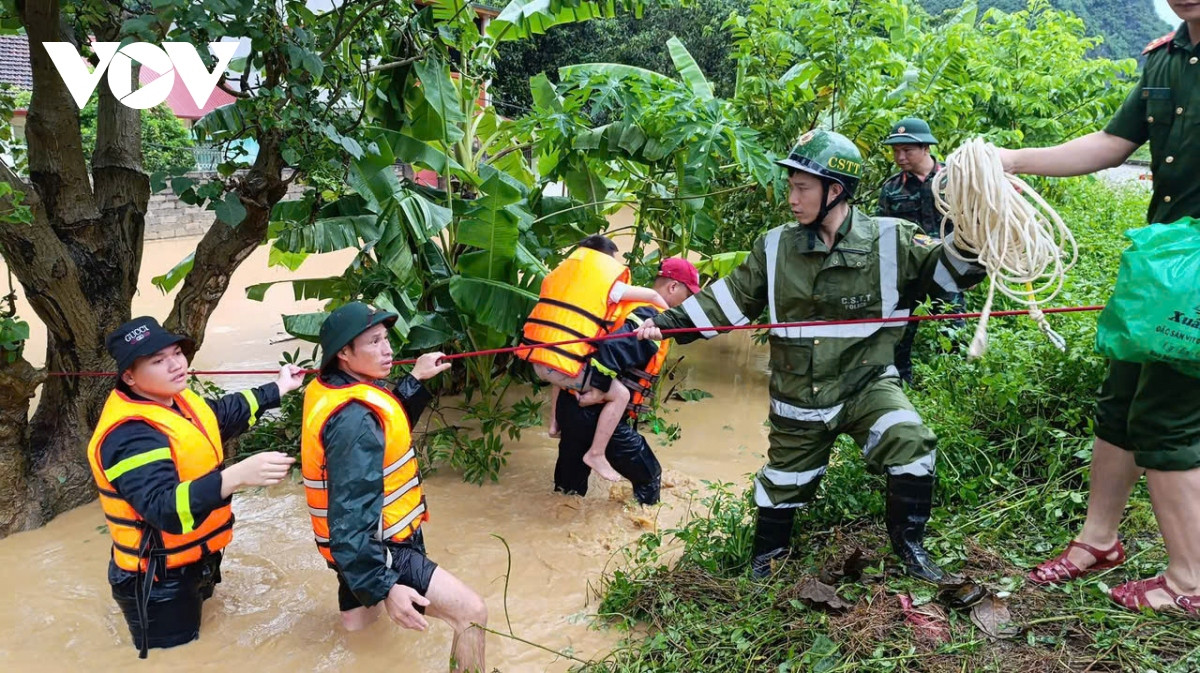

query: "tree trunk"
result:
(164, 133), (289, 349)
(0, 358), (44, 533)
(0, 3), (304, 538)
(0, 0), (150, 536)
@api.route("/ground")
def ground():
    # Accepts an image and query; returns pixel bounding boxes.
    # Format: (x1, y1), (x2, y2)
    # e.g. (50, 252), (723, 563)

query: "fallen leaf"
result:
(795, 579), (852, 611)
(970, 595), (1014, 639)
(940, 582), (990, 610)
(898, 594), (950, 643)
(841, 548), (870, 582)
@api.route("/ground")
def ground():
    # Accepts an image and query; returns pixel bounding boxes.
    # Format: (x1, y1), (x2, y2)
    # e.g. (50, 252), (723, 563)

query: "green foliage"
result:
(151, 253), (195, 295)
(490, 0), (745, 114)
(77, 101), (196, 174)
(919, 0), (1171, 60)
(254, 0), (1146, 488)
(260, 0), (671, 484)
(420, 393), (545, 484)
(0, 313), (29, 362)
(577, 182), (1200, 672)
(728, 0), (1134, 184)
(0, 85), (28, 173)
(0, 176), (32, 227)
(525, 38), (774, 269)
(233, 346), (320, 459)
(707, 0), (1136, 254)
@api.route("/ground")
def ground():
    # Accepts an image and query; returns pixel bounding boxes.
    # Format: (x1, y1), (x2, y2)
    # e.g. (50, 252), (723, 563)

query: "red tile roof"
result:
(0, 35), (33, 89)
(139, 65), (237, 119)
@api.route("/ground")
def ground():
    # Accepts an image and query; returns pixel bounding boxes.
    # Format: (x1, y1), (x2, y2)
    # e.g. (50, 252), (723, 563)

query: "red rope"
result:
(45, 304), (1105, 378)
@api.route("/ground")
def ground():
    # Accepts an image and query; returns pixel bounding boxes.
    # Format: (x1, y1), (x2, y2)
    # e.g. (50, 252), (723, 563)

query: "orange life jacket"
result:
(609, 301), (672, 419)
(300, 377), (426, 565)
(518, 247), (630, 377)
(86, 389), (233, 573)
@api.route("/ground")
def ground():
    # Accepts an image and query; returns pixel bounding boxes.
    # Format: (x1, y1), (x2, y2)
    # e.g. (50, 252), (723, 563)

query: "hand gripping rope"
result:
(933, 138), (1079, 358)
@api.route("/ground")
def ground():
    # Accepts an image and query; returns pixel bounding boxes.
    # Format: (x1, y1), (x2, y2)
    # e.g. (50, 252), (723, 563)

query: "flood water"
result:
(0, 236), (773, 671)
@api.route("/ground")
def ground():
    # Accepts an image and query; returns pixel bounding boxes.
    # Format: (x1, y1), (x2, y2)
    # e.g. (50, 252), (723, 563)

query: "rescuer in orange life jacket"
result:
(301, 302), (489, 673)
(554, 258), (701, 505)
(87, 316), (305, 657)
(518, 234), (669, 483)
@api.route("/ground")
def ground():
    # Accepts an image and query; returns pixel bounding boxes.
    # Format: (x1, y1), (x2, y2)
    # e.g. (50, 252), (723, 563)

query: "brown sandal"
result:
(1027, 539), (1125, 586)
(1110, 576), (1199, 616)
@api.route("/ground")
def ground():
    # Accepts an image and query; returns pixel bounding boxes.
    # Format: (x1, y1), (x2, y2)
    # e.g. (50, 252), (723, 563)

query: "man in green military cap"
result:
(877, 117), (966, 384)
(634, 129), (987, 581)
(300, 301), (492, 671)
(999, 0), (1200, 616)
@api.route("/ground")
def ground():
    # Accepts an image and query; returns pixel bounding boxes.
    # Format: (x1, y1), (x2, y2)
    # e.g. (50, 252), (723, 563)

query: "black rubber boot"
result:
(886, 472), (947, 584)
(750, 507), (795, 579)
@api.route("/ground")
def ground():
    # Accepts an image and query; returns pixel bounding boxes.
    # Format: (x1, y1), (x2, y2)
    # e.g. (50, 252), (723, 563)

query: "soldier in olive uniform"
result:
(878, 118), (949, 236)
(635, 130), (986, 581)
(1001, 4), (1200, 615)
(877, 118), (966, 384)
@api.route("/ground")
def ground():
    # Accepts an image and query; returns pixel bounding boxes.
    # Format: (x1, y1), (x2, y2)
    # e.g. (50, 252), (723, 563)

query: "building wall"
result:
(144, 171), (300, 240)
(144, 166), (411, 240)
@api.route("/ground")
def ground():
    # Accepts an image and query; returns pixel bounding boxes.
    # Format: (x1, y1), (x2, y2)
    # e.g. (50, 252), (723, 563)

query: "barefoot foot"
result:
(583, 453), (622, 482)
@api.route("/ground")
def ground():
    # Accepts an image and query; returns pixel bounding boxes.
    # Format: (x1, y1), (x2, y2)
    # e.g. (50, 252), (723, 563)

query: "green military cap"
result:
(319, 301), (398, 370)
(882, 117), (938, 145)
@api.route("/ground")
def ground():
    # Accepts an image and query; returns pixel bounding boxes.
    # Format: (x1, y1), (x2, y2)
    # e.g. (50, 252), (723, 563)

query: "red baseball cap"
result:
(658, 258), (701, 294)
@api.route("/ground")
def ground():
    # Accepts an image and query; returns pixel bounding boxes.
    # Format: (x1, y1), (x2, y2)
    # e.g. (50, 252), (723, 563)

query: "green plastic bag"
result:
(1095, 217), (1200, 377)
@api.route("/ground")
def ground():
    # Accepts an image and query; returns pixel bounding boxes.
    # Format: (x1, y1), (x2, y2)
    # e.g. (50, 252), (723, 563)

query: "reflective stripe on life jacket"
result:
(86, 390), (232, 573)
(300, 377), (425, 565)
(517, 247), (630, 377)
(609, 301), (672, 419)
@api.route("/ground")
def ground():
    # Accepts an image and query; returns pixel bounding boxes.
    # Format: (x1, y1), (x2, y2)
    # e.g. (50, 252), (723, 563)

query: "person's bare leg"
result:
(1134, 467), (1200, 609)
(424, 567), (488, 673)
(536, 364), (586, 439)
(340, 604), (383, 631)
(577, 388), (605, 406)
(548, 386), (562, 438)
(1032, 437), (1141, 580)
(582, 384), (628, 482)
(1075, 438), (1143, 559)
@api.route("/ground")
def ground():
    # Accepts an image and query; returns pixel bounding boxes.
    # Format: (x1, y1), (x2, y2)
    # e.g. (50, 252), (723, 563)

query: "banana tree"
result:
(525, 36), (775, 278)
(249, 0), (674, 483)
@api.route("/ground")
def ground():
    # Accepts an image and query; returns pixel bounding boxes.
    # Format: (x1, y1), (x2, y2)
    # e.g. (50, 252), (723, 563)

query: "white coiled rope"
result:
(932, 138), (1078, 358)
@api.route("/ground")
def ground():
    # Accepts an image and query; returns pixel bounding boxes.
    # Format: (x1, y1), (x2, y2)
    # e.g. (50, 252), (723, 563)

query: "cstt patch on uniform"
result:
(912, 233), (936, 247)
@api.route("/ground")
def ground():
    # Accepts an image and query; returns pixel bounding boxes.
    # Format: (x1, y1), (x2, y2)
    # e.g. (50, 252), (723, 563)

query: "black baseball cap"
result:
(105, 317), (195, 375)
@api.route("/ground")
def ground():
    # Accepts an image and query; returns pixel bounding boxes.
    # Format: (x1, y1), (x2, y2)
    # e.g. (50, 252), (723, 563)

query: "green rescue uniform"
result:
(1095, 24), (1200, 471)
(654, 209), (986, 506)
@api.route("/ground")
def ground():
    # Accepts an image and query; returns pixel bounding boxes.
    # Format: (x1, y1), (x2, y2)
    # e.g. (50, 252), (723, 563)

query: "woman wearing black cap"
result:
(86, 316), (305, 657)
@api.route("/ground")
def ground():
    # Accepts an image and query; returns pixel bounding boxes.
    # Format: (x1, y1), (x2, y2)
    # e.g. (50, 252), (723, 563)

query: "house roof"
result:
(138, 65), (237, 119)
(0, 35), (33, 89)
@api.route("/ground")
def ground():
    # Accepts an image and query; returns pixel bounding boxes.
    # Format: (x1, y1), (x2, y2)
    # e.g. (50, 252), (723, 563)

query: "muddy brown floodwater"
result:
(0, 236), (774, 671)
